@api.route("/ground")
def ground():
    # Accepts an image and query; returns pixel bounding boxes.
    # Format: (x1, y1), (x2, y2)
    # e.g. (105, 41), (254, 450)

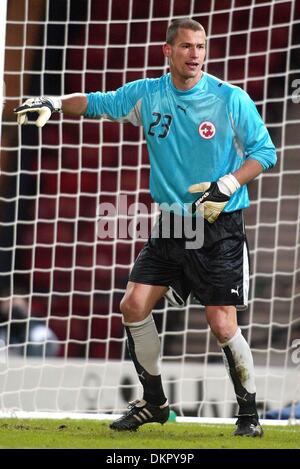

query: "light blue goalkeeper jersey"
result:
(85, 72), (276, 214)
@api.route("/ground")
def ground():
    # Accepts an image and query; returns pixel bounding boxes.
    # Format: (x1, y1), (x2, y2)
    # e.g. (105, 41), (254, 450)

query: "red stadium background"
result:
(1, 0), (299, 367)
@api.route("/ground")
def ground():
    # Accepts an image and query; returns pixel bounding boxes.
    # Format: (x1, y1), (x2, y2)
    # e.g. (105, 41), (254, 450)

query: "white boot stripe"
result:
(139, 411), (148, 420)
(143, 408), (153, 418)
(133, 415), (143, 423)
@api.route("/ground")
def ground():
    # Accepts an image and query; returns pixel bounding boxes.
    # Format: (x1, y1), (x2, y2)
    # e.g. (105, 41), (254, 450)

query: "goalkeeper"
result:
(15, 18), (276, 437)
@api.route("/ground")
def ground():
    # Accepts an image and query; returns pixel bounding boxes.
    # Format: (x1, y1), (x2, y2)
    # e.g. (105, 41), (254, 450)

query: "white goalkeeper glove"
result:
(14, 97), (62, 127)
(188, 173), (240, 223)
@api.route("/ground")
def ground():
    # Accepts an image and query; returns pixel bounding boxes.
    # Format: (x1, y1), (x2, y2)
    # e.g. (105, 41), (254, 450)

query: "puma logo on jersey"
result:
(231, 286), (239, 296)
(177, 105), (186, 114)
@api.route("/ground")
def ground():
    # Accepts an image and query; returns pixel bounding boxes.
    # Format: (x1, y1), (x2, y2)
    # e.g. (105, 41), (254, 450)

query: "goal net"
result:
(0, 0), (299, 420)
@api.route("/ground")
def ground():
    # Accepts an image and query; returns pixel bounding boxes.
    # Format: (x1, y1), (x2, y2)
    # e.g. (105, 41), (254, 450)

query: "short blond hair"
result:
(166, 18), (206, 45)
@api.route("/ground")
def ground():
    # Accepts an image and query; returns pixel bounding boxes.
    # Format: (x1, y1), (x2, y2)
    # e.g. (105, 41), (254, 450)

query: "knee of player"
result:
(119, 295), (146, 322)
(206, 306), (237, 343)
(210, 323), (235, 343)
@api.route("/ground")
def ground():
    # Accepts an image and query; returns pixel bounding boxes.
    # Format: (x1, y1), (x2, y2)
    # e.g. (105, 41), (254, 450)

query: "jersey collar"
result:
(168, 72), (207, 96)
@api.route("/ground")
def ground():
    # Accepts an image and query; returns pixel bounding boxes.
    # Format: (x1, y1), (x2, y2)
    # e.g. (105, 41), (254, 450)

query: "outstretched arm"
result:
(14, 93), (88, 127)
(61, 93), (88, 116)
(15, 79), (148, 127)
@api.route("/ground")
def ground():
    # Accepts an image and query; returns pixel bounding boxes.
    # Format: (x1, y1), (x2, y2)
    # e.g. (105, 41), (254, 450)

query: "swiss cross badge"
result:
(198, 121), (216, 139)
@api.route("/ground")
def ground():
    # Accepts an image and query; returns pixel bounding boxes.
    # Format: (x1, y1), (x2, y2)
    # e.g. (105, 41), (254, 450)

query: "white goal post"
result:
(0, 0), (299, 423)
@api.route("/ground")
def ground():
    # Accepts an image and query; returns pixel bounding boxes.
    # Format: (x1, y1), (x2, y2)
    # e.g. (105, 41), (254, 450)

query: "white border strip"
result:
(0, 411), (298, 426)
(0, 0), (7, 133)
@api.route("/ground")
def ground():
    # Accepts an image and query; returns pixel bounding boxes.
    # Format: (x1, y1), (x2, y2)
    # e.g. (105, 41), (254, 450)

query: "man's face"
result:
(163, 28), (206, 87)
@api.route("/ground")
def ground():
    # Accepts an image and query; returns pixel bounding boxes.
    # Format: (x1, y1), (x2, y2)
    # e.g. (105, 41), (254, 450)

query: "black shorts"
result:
(129, 210), (250, 307)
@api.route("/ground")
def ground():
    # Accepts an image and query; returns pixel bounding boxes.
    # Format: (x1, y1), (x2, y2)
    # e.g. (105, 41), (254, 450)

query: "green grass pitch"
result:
(0, 418), (299, 449)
